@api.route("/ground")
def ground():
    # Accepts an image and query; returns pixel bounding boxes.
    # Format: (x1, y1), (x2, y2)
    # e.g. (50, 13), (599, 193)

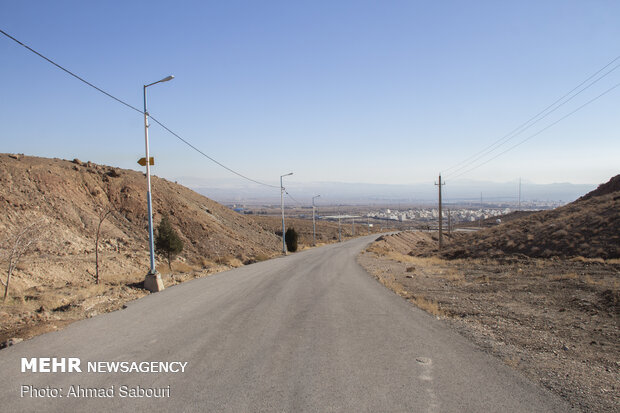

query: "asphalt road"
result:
(0, 235), (571, 412)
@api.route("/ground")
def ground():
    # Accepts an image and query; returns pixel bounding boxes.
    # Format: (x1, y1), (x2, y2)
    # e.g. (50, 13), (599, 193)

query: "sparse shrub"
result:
(2, 219), (48, 302)
(214, 255), (232, 265)
(199, 257), (213, 268)
(254, 253), (270, 262)
(410, 295), (444, 317)
(285, 228), (298, 252)
(155, 213), (184, 270)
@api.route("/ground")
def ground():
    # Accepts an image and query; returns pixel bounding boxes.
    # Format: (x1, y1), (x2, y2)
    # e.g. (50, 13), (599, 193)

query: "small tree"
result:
(94, 207), (112, 284)
(285, 227), (298, 252)
(2, 220), (47, 302)
(155, 213), (183, 271)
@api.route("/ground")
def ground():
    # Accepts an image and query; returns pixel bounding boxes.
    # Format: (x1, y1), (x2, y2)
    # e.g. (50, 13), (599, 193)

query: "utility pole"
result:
(435, 174), (445, 249)
(367, 216), (370, 234)
(312, 195), (320, 246)
(280, 172), (293, 254)
(352, 217), (355, 236)
(338, 205), (342, 242)
(447, 208), (452, 235)
(479, 192), (483, 228)
(518, 177), (521, 210)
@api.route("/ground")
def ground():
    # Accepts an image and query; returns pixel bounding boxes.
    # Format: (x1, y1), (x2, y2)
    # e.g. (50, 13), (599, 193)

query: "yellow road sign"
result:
(138, 157), (154, 166)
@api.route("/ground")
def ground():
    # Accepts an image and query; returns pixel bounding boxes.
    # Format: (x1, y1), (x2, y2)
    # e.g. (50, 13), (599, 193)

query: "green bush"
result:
(285, 227), (298, 252)
(155, 213), (184, 270)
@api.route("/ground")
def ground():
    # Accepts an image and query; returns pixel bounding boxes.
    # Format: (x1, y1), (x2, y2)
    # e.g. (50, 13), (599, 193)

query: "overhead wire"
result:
(0, 28), (280, 189)
(443, 54), (620, 178)
(148, 116), (279, 188)
(283, 189), (304, 206)
(449, 81), (620, 180)
(0, 29), (143, 114)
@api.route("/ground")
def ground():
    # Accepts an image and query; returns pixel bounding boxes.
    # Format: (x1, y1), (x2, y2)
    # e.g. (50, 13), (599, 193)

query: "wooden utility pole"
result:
(518, 177), (522, 210)
(479, 192), (483, 228)
(435, 174), (445, 249)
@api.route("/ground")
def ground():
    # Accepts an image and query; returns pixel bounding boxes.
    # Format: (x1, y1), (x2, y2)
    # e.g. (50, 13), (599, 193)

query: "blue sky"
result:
(1, 0), (618, 192)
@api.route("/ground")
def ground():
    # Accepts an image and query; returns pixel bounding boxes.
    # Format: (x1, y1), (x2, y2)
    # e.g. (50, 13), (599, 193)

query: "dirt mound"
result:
(578, 174), (620, 201)
(421, 176), (620, 260)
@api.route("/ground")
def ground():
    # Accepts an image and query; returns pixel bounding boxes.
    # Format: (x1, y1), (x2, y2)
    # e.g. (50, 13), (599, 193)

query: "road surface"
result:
(0, 235), (571, 412)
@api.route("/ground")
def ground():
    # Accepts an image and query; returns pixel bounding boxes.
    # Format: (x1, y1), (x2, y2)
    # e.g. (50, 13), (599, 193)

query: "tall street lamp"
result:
(280, 172), (293, 254)
(312, 195), (320, 246)
(143, 75), (174, 292)
(338, 205), (342, 242)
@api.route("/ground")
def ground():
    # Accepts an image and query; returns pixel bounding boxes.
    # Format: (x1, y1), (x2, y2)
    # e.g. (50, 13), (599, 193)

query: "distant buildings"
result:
(367, 207), (517, 224)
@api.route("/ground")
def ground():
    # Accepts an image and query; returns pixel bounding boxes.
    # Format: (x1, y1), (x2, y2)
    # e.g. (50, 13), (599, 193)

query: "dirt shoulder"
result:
(0, 256), (239, 345)
(358, 232), (619, 412)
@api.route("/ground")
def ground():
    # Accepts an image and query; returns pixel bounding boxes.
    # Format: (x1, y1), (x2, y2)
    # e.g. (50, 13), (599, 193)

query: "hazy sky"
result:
(1, 1), (618, 191)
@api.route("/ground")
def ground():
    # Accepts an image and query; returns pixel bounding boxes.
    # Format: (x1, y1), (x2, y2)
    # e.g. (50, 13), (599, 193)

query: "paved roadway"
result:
(0, 235), (571, 412)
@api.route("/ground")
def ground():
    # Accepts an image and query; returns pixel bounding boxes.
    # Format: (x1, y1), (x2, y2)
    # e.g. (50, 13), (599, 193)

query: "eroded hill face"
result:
(0, 154), (280, 288)
(0, 153), (284, 342)
(433, 175), (620, 260)
(578, 174), (620, 201)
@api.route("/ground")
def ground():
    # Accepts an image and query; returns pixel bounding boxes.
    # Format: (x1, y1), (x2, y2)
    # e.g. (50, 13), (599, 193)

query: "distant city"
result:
(366, 200), (562, 224)
(229, 199), (564, 228)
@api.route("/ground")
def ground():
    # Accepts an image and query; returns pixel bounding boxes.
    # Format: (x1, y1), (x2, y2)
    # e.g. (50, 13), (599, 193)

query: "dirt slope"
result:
(579, 174), (620, 201)
(0, 153), (281, 340)
(435, 175), (620, 259)
(0, 153), (280, 263)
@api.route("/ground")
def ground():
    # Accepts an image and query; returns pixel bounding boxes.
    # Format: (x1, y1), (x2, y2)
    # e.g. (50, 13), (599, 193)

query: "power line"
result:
(148, 116), (279, 188)
(449, 81), (620, 180)
(1, 28), (279, 189)
(0, 29), (143, 114)
(443, 54), (620, 177)
(284, 189), (303, 205)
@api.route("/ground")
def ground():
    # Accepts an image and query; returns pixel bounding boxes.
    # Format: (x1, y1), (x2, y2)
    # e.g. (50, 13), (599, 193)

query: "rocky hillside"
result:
(428, 175), (620, 259)
(578, 174), (620, 201)
(0, 154), (281, 281)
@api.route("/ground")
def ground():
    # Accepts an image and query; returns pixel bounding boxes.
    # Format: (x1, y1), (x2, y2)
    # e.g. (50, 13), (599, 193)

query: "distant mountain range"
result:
(177, 176), (598, 206)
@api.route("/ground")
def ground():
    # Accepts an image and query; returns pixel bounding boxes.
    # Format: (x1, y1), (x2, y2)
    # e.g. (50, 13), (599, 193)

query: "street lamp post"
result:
(280, 172), (293, 254)
(338, 205), (342, 242)
(312, 195), (320, 246)
(143, 75), (174, 293)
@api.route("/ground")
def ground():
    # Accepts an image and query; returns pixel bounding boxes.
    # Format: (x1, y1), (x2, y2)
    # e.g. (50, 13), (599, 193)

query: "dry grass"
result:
(408, 295), (445, 317)
(549, 273), (579, 281)
(157, 261), (196, 275)
(571, 256), (606, 264)
(376, 274), (408, 298)
(199, 257), (217, 268)
(367, 244), (445, 267)
(253, 253), (271, 262)
(444, 268), (465, 283)
(504, 356), (521, 368)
